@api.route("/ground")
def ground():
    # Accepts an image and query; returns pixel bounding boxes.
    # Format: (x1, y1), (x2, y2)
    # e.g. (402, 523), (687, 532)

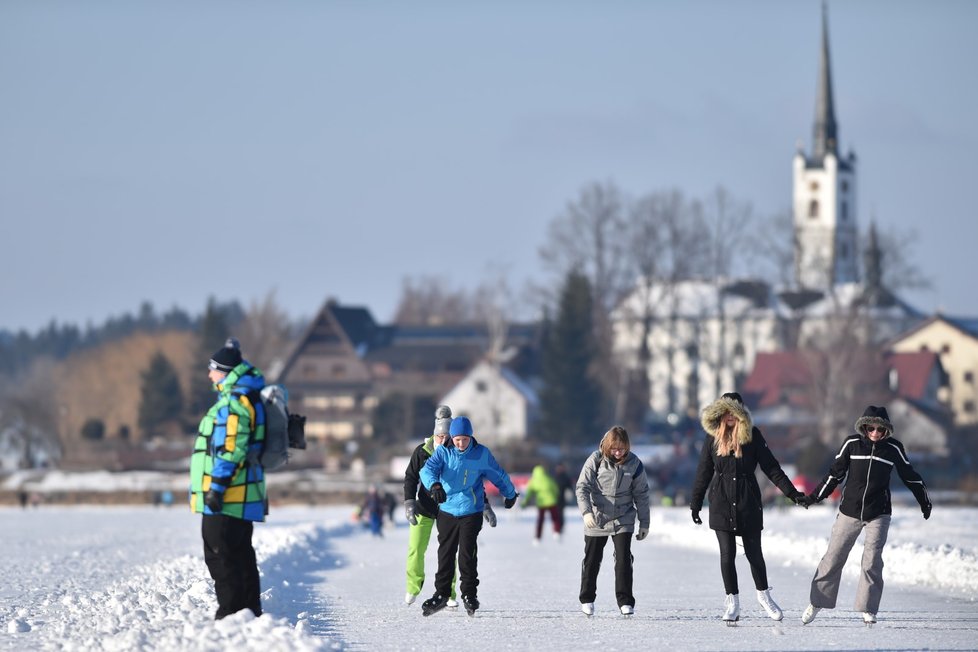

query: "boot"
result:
(723, 594), (740, 623)
(801, 603), (821, 625)
(756, 588), (783, 621)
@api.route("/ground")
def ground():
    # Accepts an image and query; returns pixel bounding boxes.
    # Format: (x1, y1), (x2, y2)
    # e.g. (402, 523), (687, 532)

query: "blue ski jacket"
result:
(420, 437), (516, 517)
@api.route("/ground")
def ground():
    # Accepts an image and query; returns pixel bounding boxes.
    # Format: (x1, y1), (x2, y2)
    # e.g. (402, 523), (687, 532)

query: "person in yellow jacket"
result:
(522, 464), (563, 543)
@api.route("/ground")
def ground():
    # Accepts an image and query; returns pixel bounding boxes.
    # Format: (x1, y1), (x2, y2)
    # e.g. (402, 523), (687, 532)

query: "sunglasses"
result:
(865, 426), (885, 434)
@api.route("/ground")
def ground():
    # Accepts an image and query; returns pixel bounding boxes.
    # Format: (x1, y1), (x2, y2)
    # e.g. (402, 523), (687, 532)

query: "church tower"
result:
(793, 4), (859, 291)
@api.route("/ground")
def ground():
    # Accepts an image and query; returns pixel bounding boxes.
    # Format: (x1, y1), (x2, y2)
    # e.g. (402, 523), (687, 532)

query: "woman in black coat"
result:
(690, 392), (805, 623)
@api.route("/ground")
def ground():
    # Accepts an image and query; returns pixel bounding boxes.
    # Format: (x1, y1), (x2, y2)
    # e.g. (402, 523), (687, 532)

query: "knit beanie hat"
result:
(209, 337), (242, 372)
(433, 405), (453, 436)
(449, 416), (473, 437)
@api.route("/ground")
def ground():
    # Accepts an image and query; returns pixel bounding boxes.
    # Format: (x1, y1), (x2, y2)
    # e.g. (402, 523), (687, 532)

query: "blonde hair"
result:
(713, 414), (749, 458)
(599, 426), (630, 461)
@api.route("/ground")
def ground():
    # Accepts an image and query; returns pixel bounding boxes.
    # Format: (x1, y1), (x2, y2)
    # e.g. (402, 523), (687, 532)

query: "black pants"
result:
(202, 514), (262, 619)
(434, 511), (483, 599)
(579, 532), (634, 607)
(715, 529), (768, 595)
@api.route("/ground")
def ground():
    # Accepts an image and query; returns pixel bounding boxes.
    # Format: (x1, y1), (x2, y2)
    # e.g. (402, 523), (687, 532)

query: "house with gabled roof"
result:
(438, 358), (539, 446)
(275, 299), (541, 446)
(887, 315), (978, 426)
(742, 349), (951, 458)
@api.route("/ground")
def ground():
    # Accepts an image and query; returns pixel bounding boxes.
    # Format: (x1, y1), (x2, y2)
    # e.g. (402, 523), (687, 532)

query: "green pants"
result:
(406, 514), (456, 599)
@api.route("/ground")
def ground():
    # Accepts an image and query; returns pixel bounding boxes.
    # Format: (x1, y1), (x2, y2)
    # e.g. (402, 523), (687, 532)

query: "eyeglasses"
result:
(609, 447), (625, 452)
(865, 426), (885, 434)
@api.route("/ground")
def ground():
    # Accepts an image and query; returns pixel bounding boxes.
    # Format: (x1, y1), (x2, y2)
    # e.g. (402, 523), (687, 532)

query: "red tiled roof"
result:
(885, 351), (939, 400)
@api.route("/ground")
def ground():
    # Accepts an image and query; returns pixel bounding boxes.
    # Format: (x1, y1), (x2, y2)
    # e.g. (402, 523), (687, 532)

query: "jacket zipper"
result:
(860, 441), (875, 521)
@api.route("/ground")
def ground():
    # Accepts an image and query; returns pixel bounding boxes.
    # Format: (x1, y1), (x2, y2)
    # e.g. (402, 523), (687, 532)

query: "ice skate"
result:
(581, 602), (595, 617)
(421, 593), (448, 617)
(756, 588), (783, 621)
(722, 594), (740, 625)
(446, 598), (458, 608)
(404, 592), (418, 605)
(461, 594), (479, 617)
(620, 604), (634, 616)
(801, 604), (821, 625)
(863, 612), (877, 626)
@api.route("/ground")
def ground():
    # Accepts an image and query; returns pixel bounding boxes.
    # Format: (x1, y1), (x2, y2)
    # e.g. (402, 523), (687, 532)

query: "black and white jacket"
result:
(812, 432), (930, 522)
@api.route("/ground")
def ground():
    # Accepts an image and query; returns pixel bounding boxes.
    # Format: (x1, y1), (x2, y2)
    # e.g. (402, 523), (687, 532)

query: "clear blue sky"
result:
(2, 0), (975, 332)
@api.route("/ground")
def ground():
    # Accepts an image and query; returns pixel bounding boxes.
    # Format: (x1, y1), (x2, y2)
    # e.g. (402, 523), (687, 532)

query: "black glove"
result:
(404, 499), (418, 526)
(503, 493), (518, 509)
(204, 489), (224, 513)
(922, 500), (932, 520)
(793, 492), (813, 509)
(691, 509), (702, 525)
(430, 483), (447, 504)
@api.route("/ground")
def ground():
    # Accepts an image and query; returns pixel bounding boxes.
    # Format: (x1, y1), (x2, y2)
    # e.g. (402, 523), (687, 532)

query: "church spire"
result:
(812, 2), (838, 161)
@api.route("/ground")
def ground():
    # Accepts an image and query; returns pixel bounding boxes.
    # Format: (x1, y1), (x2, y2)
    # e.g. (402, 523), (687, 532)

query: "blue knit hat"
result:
(449, 416), (473, 437)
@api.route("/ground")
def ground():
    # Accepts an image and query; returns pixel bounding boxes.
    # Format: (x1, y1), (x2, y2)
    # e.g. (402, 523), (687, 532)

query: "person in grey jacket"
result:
(576, 425), (650, 617)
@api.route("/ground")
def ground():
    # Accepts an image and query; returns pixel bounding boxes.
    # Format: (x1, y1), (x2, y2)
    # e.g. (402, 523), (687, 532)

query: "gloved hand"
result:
(635, 527), (649, 541)
(921, 500), (932, 520)
(503, 493), (518, 509)
(404, 499), (418, 526)
(793, 492), (813, 509)
(583, 512), (597, 529)
(483, 501), (497, 527)
(204, 489), (224, 513)
(430, 483), (447, 504)
(691, 509), (702, 525)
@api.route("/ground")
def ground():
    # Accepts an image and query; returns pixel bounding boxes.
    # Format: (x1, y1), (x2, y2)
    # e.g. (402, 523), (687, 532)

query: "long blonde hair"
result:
(599, 426), (630, 462)
(701, 394), (752, 458)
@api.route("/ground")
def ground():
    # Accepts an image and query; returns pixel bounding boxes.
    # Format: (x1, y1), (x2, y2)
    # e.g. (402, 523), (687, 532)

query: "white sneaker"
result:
(446, 598), (458, 608)
(620, 605), (634, 616)
(722, 594), (740, 622)
(581, 602), (594, 616)
(801, 604), (821, 625)
(404, 592), (418, 605)
(862, 612), (877, 624)
(756, 588), (783, 621)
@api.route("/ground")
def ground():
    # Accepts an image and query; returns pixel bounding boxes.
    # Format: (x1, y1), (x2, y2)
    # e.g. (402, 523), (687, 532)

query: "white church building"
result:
(611, 7), (922, 425)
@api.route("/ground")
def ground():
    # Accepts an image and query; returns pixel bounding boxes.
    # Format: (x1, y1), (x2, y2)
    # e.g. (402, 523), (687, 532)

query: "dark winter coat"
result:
(690, 396), (797, 534)
(812, 431), (930, 522)
(403, 436), (448, 520)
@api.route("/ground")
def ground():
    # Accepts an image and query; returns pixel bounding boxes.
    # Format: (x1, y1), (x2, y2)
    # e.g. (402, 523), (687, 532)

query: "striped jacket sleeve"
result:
(813, 437), (856, 502)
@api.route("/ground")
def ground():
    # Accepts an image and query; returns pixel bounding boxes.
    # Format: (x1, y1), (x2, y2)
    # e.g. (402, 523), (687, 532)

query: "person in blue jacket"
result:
(419, 416), (518, 616)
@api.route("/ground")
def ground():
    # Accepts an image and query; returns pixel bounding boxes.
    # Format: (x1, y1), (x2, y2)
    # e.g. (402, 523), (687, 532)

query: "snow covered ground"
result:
(2, 502), (976, 651)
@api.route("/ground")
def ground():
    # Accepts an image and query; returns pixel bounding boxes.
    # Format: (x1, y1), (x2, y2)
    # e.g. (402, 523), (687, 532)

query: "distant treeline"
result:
(0, 300), (246, 375)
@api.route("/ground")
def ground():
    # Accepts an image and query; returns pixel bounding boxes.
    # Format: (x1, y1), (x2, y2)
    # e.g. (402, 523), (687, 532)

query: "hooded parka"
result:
(690, 395), (797, 534)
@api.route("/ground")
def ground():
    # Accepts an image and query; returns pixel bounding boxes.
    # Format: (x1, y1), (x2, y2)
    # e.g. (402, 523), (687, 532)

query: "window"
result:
(965, 371), (975, 384)
(810, 181), (820, 191)
(842, 180), (849, 192)
(941, 344), (951, 354)
(964, 400), (976, 414)
(809, 199), (819, 218)
(841, 202), (848, 221)
(476, 380), (488, 393)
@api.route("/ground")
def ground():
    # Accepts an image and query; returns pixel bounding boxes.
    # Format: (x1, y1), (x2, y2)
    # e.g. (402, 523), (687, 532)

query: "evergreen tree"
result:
(138, 351), (184, 437)
(538, 270), (604, 445)
(187, 298), (231, 417)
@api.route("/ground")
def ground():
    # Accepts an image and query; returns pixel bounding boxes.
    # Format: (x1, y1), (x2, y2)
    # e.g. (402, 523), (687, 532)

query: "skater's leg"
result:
(810, 513), (863, 609)
(579, 535), (607, 603)
(406, 515), (434, 596)
(535, 507), (545, 540)
(433, 512), (461, 597)
(552, 506), (564, 535)
(611, 532), (635, 608)
(855, 515), (890, 614)
(715, 530), (739, 595)
(741, 532), (769, 590)
(456, 512), (484, 599)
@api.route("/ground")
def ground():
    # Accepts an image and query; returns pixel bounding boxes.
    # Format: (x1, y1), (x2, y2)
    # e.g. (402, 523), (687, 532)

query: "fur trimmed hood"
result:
(854, 405), (893, 438)
(701, 393), (753, 446)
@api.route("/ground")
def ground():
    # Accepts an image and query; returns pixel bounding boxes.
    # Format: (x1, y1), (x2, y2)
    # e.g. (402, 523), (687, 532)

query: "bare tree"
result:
(753, 208), (797, 288)
(864, 222), (932, 295)
(237, 290), (293, 376)
(393, 276), (476, 325)
(0, 357), (62, 468)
